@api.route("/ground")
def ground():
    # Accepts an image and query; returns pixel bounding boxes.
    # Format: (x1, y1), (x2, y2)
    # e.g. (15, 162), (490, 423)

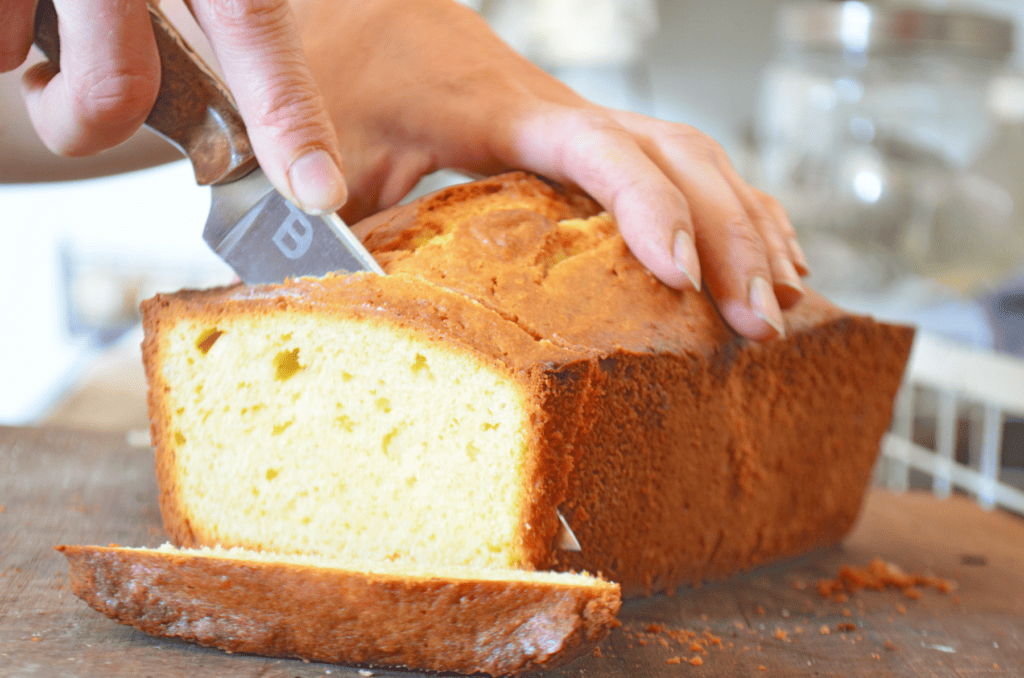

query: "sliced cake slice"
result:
(57, 544), (620, 675)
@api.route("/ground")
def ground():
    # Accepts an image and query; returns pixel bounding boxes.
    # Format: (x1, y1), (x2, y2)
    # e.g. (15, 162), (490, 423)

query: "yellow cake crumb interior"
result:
(150, 543), (605, 586)
(162, 313), (531, 567)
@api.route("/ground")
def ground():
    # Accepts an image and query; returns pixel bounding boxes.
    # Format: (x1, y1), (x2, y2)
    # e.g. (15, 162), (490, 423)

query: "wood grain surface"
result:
(1, 425), (1021, 677)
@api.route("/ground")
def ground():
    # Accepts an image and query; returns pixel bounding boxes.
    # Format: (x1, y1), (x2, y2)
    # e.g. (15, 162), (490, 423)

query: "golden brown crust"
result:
(57, 545), (620, 675)
(545, 316), (914, 597)
(140, 296), (190, 547)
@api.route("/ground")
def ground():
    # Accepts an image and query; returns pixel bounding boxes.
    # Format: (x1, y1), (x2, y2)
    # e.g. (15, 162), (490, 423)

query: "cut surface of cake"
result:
(57, 544), (620, 675)
(141, 171), (915, 598)
(152, 308), (549, 567)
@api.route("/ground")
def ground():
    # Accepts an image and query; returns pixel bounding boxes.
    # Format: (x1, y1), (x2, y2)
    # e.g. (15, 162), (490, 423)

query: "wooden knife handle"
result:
(33, 0), (257, 185)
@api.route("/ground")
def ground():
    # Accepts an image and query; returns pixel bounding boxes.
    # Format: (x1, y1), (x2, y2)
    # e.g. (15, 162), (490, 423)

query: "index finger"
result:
(514, 109), (702, 293)
(187, 0), (346, 215)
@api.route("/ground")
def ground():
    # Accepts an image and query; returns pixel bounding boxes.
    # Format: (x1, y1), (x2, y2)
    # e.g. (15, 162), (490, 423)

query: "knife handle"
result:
(33, 0), (257, 185)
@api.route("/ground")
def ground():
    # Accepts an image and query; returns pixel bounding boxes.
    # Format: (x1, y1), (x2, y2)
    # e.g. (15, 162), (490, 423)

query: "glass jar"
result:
(754, 1), (1021, 297)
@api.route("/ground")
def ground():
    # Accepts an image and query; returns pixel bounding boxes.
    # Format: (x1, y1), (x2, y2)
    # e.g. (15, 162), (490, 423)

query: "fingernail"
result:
(789, 237), (810, 276)
(287, 149), (347, 215)
(774, 259), (805, 308)
(750, 276), (785, 338)
(779, 259), (803, 293)
(672, 230), (701, 291)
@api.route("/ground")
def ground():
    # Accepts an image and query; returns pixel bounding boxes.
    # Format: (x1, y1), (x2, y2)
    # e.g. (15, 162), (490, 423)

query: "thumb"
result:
(189, 0), (346, 215)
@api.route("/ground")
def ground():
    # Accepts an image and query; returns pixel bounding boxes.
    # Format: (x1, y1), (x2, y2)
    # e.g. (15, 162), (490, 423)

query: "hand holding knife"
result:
(33, 0), (383, 283)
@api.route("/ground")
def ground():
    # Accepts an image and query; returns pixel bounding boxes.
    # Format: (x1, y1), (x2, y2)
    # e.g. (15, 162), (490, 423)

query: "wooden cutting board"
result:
(1, 425), (1022, 677)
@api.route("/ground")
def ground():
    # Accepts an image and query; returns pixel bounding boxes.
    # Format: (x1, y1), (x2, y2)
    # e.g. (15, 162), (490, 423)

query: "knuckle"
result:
(691, 137), (725, 168)
(558, 112), (634, 181)
(719, 217), (768, 261)
(745, 198), (779, 240)
(251, 78), (329, 141)
(610, 176), (653, 217)
(759, 192), (797, 238)
(73, 64), (159, 132)
(205, 0), (291, 37)
(756, 189), (783, 214)
(775, 218), (798, 242)
(562, 111), (622, 152)
(664, 124), (725, 166)
(552, 110), (691, 223)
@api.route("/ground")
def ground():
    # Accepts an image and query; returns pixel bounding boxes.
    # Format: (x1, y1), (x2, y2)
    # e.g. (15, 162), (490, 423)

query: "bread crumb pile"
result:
(814, 558), (956, 601)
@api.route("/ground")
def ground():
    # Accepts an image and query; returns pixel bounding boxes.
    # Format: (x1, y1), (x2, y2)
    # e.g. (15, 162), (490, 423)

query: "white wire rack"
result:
(877, 330), (1024, 515)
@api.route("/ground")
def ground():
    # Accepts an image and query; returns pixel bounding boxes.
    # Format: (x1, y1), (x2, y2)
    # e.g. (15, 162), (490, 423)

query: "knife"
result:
(33, 0), (383, 283)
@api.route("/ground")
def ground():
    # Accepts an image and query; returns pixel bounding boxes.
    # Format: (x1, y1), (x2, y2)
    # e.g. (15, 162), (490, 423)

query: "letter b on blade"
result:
(273, 203), (314, 259)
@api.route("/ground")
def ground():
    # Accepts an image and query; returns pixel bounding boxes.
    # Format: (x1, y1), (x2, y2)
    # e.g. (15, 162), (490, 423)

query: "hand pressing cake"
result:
(141, 171), (914, 599)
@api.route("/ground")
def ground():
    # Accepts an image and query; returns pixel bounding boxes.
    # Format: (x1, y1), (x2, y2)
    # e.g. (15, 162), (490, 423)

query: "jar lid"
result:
(778, 1), (1014, 62)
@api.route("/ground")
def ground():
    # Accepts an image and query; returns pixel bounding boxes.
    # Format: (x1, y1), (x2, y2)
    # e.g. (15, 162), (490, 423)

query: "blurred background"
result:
(2, 0), (1023, 441)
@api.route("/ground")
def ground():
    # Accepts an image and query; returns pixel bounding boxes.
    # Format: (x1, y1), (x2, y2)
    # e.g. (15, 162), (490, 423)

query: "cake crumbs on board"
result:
(814, 558), (955, 602)
(607, 558), (960, 672)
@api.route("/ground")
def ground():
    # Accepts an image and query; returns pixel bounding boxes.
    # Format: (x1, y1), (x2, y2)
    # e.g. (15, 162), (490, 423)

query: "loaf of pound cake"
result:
(137, 171), (913, 603)
(57, 544), (620, 675)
